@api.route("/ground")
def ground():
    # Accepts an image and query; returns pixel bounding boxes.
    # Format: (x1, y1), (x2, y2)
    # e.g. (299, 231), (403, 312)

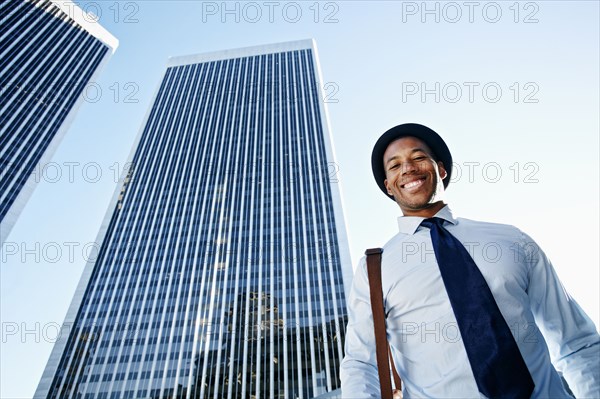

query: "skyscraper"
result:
(0, 0), (118, 243)
(36, 39), (353, 398)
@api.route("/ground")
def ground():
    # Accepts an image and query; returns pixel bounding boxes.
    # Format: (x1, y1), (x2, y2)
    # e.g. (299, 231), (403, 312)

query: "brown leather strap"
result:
(389, 344), (402, 390)
(365, 248), (402, 397)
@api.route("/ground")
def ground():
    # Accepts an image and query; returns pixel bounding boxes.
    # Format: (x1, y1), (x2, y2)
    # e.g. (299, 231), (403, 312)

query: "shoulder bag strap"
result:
(366, 248), (402, 398)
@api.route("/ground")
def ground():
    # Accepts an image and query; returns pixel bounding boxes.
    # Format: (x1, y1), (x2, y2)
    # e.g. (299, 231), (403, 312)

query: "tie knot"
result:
(420, 217), (444, 229)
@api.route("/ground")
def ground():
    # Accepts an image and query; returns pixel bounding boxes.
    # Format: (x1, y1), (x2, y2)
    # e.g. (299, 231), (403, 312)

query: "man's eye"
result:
(389, 164), (399, 170)
(414, 156), (426, 161)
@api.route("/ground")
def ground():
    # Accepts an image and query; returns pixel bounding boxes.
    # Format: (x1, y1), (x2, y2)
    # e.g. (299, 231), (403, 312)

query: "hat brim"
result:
(371, 123), (453, 200)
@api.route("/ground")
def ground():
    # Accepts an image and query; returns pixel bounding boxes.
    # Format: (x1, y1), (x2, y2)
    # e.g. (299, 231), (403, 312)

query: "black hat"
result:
(371, 123), (453, 200)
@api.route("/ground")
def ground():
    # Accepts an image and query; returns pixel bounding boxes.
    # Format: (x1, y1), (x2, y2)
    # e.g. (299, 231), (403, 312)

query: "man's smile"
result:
(401, 176), (426, 191)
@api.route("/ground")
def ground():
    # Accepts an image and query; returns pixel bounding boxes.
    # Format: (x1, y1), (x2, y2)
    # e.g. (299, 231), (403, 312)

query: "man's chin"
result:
(397, 199), (444, 213)
(397, 198), (433, 210)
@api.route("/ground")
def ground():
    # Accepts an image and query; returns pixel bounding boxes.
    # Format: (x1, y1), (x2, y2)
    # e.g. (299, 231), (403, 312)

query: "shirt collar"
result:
(397, 204), (457, 235)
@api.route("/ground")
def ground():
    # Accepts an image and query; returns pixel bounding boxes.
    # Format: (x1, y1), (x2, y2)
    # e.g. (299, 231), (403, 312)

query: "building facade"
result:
(36, 40), (352, 398)
(0, 0), (118, 243)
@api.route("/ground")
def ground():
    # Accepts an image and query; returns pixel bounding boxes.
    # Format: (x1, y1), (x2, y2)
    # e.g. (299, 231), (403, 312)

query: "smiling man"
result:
(340, 123), (600, 398)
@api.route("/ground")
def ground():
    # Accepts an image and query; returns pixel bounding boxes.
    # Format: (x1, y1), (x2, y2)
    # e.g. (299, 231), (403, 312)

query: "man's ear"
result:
(437, 161), (448, 181)
(384, 179), (393, 196)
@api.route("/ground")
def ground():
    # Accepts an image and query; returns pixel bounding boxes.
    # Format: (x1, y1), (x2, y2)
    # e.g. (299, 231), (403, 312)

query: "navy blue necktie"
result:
(420, 217), (534, 399)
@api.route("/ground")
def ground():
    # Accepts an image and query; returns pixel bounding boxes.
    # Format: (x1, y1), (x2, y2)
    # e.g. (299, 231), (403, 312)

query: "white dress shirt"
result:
(340, 205), (599, 398)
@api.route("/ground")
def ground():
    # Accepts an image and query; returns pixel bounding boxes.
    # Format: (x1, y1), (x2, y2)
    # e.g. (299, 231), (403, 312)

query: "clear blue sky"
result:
(1, 1), (598, 397)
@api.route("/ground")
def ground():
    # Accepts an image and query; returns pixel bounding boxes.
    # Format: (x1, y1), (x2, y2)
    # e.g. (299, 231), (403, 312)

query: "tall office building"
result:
(0, 0), (118, 243)
(36, 40), (353, 398)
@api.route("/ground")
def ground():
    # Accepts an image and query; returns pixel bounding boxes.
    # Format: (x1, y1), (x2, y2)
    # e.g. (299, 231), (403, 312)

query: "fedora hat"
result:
(371, 123), (453, 200)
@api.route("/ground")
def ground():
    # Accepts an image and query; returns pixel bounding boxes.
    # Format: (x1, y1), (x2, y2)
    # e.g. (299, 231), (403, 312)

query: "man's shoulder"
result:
(456, 216), (522, 233)
(452, 217), (531, 244)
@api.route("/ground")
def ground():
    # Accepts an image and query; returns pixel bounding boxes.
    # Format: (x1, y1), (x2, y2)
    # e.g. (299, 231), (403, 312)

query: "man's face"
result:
(383, 136), (447, 216)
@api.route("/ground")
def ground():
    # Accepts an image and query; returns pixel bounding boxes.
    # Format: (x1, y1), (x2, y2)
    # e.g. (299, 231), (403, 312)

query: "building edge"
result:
(51, 0), (119, 52)
(167, 39), (315, 66)
(308, 39), (354, 303)
(1, 2), (118, 245)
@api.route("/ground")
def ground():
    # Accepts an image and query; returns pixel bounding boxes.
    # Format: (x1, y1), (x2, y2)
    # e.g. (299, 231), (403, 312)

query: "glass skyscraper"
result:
(0, 0), (118, 243)
(36, 39), (352, 398)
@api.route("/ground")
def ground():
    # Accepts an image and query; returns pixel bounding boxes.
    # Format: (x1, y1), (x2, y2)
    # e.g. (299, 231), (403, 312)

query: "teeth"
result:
(404, 179), (423, 189)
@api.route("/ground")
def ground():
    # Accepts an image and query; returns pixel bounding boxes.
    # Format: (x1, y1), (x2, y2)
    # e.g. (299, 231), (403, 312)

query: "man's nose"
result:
(401, 160), (419, 174)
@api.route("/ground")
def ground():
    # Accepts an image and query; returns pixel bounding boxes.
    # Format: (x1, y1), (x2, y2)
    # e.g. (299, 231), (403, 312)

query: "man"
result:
(340, 123), (599, 398)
